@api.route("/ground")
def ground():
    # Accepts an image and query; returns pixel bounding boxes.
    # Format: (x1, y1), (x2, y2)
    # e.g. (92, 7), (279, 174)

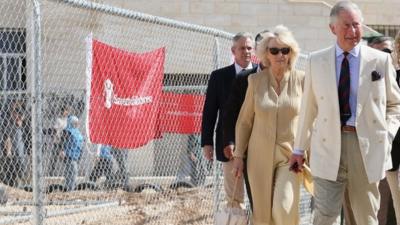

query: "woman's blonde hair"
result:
(394, 30), (400, 69)
(256, 25), (300, 70)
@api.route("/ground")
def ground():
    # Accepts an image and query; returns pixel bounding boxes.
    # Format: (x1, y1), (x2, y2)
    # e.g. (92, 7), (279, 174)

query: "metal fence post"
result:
(30, 0), (45, 224)
(213, 37), (220, 70)
(211, 36), (220, 224)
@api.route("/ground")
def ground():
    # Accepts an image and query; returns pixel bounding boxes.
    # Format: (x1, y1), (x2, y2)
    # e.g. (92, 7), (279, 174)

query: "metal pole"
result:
(30, 0), (44, 224)
(213, 37), (220, 70)
(50, 0), (233, 39)
(212, 36), (220, 224)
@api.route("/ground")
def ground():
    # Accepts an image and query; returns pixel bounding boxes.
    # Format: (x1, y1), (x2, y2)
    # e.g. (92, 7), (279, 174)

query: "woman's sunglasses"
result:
(268, 47), (291, 55)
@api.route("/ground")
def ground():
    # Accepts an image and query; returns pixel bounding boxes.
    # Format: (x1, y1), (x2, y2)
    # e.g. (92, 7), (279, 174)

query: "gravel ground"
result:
(0, 184), (213, 225)
(0, 184), (343, 225)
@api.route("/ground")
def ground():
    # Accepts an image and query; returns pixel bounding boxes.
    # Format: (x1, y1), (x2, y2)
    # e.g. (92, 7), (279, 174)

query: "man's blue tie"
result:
(338, 52), (351, 126)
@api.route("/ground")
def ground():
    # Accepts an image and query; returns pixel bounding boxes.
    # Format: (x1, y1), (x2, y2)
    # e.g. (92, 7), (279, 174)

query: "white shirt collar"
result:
(335, 42), (361, 58)
(234, 62), (253, 74)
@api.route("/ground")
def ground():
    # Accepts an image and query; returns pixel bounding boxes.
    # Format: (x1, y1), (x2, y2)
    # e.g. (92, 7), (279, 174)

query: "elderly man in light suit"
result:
(289, 1), (400, 225)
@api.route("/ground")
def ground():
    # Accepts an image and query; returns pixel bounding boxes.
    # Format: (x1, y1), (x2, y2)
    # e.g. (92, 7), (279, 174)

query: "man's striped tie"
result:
(338, 52), (351, 126)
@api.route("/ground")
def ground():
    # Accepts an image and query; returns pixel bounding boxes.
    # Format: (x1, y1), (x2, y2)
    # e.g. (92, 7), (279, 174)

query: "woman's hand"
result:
(233, 157), (244, 178)
(289, 153), (304, 173)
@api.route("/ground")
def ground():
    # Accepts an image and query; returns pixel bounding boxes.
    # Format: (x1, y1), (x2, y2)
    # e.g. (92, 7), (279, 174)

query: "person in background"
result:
(89, 144), (113, 187)
(175, 134), (208, 187)
(233, 25), (305, 225)
(3, 103), (27, 188)
(370, 35), (398, 225)
(201, 32), (255, 208)
(49, 104), (70, 176)
(223, 29), (269, 210)
(394, 31), (400, 84)
(61, 115), (83, 191)
(387, 31), (400, 225)
(110, 148), (130, 191)
(369, 36), (394, 54)
(290, 1), (400, 225)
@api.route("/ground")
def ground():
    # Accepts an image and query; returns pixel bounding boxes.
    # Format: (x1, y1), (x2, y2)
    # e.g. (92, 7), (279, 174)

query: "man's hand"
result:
(289, 153), (305, 173)
(233, 157), (244, 178)
(203, 145), (214, 161)
(223, 145), (234, 160)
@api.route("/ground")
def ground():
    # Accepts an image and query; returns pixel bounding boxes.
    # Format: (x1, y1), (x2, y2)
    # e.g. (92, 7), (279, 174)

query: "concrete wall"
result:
(99, 0), (400, 52)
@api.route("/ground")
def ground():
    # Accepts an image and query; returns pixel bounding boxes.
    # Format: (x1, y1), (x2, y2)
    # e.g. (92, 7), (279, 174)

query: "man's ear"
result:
(329, 24), (336, 35)
(231, 46), (235, 55)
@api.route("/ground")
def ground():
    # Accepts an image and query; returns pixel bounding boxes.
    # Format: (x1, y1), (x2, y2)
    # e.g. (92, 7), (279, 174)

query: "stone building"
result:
(99, 0), (400, 52)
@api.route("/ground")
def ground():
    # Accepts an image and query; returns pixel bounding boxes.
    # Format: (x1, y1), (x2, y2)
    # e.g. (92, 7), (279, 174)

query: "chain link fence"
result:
(0, 0), (314, 224)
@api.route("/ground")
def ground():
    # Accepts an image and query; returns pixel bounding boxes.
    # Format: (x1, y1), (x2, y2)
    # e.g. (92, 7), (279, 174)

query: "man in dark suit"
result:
(222, 31), (268, 210)
(201, 32), (254, 208)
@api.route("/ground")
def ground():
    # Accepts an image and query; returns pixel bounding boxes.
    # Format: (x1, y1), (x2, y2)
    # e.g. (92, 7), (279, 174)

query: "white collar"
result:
(335, 42), (361, 58)
(234, 62), (253, 74)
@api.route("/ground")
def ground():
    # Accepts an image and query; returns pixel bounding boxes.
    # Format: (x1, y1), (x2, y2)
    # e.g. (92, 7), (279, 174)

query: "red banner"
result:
(87, 38), (165, 148)
(158, 93), (205, 134)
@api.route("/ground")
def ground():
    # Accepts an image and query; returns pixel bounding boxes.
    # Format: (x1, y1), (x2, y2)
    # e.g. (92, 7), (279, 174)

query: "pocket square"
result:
(371, 71), (382, 81)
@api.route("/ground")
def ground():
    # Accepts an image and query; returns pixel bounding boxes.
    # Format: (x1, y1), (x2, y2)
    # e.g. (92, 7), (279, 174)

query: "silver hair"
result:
(330, 1), (364, 24)
(232, 32), (254, 45)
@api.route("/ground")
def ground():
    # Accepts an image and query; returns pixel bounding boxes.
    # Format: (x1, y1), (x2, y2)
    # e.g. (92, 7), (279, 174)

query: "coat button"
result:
(322, 138), (326, 142)
(373, 119), (377, 124)
(320, 96), (324, 100)
(324, 118), (328, 122)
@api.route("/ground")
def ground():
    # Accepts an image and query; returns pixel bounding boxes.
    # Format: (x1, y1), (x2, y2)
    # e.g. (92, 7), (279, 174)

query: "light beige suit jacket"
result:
(295, 45), (400, 183)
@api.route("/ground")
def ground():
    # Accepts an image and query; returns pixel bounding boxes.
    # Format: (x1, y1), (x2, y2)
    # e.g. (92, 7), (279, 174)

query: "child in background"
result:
(60, 115), (83, 191)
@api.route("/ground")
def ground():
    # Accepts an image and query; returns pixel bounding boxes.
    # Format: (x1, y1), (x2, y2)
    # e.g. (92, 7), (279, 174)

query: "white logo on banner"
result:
(104, 79), (152, 109)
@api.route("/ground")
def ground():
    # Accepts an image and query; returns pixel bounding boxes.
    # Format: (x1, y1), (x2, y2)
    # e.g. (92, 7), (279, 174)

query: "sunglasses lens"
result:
(269, 48), (279, 55)
(269, 47), (290, 55)
(281, 48), (291, 55)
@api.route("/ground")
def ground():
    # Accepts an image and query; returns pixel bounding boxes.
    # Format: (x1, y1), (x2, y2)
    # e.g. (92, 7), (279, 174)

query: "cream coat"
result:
(295, 45), (400, 183)
(234, 69), (305, 224)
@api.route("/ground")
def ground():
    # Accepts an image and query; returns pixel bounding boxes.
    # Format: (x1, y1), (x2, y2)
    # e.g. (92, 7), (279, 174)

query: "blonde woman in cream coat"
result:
(233, 25), (305, 225)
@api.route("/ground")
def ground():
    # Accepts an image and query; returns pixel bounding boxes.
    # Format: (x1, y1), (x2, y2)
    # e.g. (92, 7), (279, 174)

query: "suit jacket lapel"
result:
(357, 46), (376, 109)
(229, 63), (236, 77)
(321, 46), (340, 113)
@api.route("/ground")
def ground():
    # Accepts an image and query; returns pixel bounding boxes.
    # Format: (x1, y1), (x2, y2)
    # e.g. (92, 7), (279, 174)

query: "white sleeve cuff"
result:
(293, 148), (304, 156)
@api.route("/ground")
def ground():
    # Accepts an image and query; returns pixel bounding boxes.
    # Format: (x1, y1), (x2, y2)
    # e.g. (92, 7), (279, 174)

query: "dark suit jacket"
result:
(201, 63), (255, 162)
(390, 69), (400, 171)
(223, 67), (257, 147)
